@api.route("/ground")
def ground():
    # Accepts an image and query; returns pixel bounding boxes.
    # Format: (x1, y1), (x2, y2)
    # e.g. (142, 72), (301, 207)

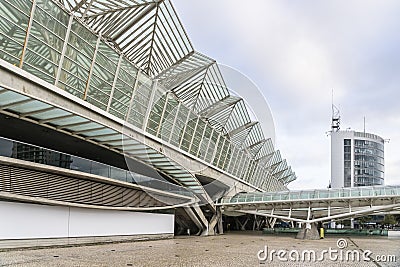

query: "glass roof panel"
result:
(50, 116), (88, 127)
(174, 177), (193, 182)
(116, 144), (146, 150)
(0, 91), (29, 106)
(121, 139), (141, 146)
(9, 100), (52, 114)
(170, 174), (192, 178)
(124, 148), (151, 154)
(151, 162), (174, 167)
(106, 140), (124, 147)
(67, 122), (102, 132)
(122, 144), (148, 150)
(30, 108), (72, 120)
(188, 186), (203, 189)
(147, 158), (169, 163)
(93, 134), (122, 142)
(82, 128), (117, 137)
(142, 154), (166, 160)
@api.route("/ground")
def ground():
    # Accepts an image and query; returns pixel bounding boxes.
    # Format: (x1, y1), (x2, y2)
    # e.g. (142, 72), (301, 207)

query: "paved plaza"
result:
(0, 232), (399, 267)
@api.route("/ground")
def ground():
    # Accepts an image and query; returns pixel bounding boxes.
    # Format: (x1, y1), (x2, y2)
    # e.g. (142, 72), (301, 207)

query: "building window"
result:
(344, 139), (351, 187)
(353, 138), (384, 187)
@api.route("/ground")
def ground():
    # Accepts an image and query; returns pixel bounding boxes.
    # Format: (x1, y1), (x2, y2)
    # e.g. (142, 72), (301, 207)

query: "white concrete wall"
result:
(331, 131), (353, 188)
(388, 230), (400, 238)
(0, 201), (174, 240)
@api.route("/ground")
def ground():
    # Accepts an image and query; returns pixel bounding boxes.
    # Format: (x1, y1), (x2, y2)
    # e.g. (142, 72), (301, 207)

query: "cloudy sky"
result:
(173, 0), (400, 190)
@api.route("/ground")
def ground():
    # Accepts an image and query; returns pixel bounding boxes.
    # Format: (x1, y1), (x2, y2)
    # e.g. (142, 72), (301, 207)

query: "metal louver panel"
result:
(0, 164), (188, 208)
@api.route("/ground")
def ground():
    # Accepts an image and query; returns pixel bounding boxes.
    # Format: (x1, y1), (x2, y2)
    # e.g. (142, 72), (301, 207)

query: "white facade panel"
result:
(68, 208), (174, 237)
(331, 131), (354, 188)
(0, 201), (70, 239)
(0, 201), (174, 240)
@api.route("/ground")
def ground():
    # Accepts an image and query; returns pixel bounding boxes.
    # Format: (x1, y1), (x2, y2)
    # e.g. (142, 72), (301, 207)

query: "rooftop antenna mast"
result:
(331, 89), (340, 132)
(363, 116), (366, 134)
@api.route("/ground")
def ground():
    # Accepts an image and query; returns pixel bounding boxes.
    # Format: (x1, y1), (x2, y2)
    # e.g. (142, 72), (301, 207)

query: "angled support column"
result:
(208, 206), (223, 235)
(234, 216), (250, 231)
(269, 218), (277, 229)
(183, 206), (205, 236)
(191, 204), (209, 236)
(253, 214), (263, 231)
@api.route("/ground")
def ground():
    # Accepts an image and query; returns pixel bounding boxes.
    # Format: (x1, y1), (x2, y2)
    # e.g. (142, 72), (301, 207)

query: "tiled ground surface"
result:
(0, 232), (399, 266)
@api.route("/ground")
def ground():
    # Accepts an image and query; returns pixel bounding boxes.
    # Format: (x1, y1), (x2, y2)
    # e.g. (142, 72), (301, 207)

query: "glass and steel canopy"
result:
(0, 0), (296, 194)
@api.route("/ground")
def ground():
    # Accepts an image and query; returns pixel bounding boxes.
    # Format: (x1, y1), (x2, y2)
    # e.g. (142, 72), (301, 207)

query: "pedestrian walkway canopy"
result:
(221, 185), (400, 204)
(218, 185), (400, 224)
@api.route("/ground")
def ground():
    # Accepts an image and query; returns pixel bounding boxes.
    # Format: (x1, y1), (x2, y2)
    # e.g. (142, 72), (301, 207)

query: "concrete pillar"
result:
(270, 218), (277, 229)
(217, 208), (223, 234)
(350, 218), (355, 229)
(208, 207), (223, 235)
(296, 223), (320, 240)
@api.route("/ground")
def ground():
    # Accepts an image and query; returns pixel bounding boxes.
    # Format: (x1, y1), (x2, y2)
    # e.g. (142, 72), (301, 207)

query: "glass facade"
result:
(343, 139), (351, 187)
(354, 139), (384, 186)
(341, 134), (384, 188)
(0, 0), (295, 192)
(12, 143), (72, 168)
(0, 136), (192, 196)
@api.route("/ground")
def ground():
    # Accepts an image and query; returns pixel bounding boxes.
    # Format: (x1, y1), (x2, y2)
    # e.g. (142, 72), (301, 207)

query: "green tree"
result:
(382, 215), (396, 226)
(394, 215), (400, 224)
